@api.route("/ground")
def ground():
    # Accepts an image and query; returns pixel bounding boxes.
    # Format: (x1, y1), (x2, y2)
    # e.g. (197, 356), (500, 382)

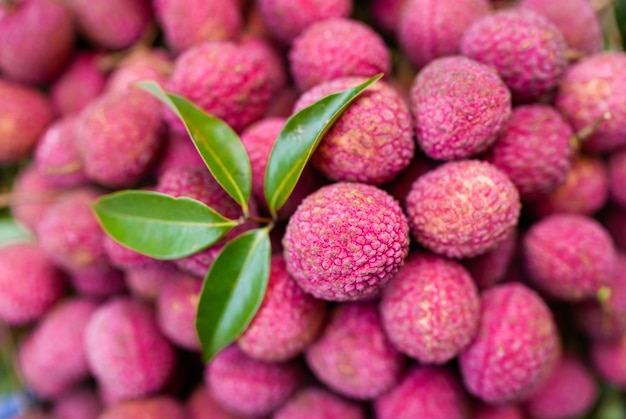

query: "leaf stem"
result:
(245, 215), (274, 225)
(569, 112), (612, 150)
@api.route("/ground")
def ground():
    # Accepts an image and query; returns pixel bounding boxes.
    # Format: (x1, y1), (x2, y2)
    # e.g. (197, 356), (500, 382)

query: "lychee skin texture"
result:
(274, 387), (365, 419)
(381, 253), (481, 364)
(374, 366), (467, 419)
(283, 182), (410, 301)
(289, 18), (390, 92)
(69, 264), (126, 299)
(125, 263), (180, 302)
(524, 354), (598, 419)
(410, 55), (511, 161)
(259, 0), (352, 44)
(186, 385), (240, 419)
(294, 78), (414, 185)
(459, 283), (560, 404)
(0, 243), (65, 326)
(77, 89), (163, 188)
(10, 165), (62, 232)
(461, 9), (568, 101)
(555, 52), (626, 152)
(397, 0), (490, 69)
(154, 0), (242, 53)
(523, 214), (617, 302)
(609, 149), (626, 208)
(84, 298), (176, 402)
(205, 345), (304, 417)
(103, 234), (159, 270)
(591, 333), (626, 387)
(18, 299), (98, 399)
(305, 302), (406, 400)
(0, 0), (74, 83)
(0, 79), (54, 164)
(100, 396), (187, 419)
(51, 387), (103, 419)
(488, 105), (573, 201)
(464, 230), (517, 290)
(406, 160), (521, 258)
(519, 0), (602, 56)
(238, 254), (327, 362)
(166, 41), (274, 134)
(105, 49), (172, 94)
(50, 53), (107, 116)
(156, 274), (202, 350)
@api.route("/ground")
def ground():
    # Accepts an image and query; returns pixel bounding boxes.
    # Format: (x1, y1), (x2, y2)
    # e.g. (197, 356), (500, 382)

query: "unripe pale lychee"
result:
(50, 53), (107, 116)
(380, 253), (481, 364)
(406, 160), (521, 258)
(410, 55), (511, 160)
(459, 283), (560, 403)
(305, 302), (406, 400)
(283, 182), (410, 301)
(274, 387), (365, 419)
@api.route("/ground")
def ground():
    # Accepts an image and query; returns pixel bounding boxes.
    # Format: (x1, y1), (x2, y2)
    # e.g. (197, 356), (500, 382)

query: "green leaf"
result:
(196, 227), (271, 362)
(93, 190), (238, 259)
(136, 81), (252, 215)
(616, 0), (626, 46)
(264, 74), (383, 217)
(0, 218), (31, 248)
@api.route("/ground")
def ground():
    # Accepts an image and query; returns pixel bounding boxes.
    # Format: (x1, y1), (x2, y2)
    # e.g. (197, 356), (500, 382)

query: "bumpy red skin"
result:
(106, 49), (171, 94)
(529, 155), (609, 218)
(18, 299), (98, 399)
(591, 334), (626, 387)
(375, 366), (467, 419)
(205, 345), (304, 417)
(100, 396), (187, 419)
(283, 182), (410, 301)
(103, 234), (160, 270)
(64, 0), (152, 50)
(0, 80), (54, 164)
(166, 41), (274, 133)
(289, 18), (390, 92)
(461, 9), (568, 101)
(274, 387), (365, 419)
(125, 263), (180, 302)
(157, 274), (202, 350)
(577, 254), (626, 341)
(464, 230), (517, 290)
(398, 0), (490, 69)
(487, 105), (573, 201)
(519, 0), (601, 56)
(473, 404), (524, 419)
(0, 243), (65, 326)
(51, 387), (104, 419)
(523, 214), (617, 302)
(0, 0), (73, 83)
(85, 298), (176, 402)
(37, 189), (108, 273)
(187, 385), (240, 419)
(305, 302), (406, 400)
(69, 264), (126, 299)
(259, 0), (352, 44)
(555, 52), (626, 152)
(459, 283), (560, 404)
(238, 254), (326, 362)
(50, 53), (107, 116)
(240, 37), (289, 94)
(34, 116), (89, 189)
(154, 0), (242, 53)
(410, 56), (511, 160)
(381, 253), (481, 364)
(524, 354), (598, 419)
(156, 166), (257, 278)
(10, 166), (63, 232)
(601, 205), (626, 251)
(406, 160), (521, 258)
(294, 78), (414, 185)
(155, 131), (206, 178)
(77, 89), (163, 188)
(609, 149), (626, 208)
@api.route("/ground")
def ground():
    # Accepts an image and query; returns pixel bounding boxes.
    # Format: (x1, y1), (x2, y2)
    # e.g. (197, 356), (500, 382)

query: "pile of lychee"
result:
(1, 0), (626, 417)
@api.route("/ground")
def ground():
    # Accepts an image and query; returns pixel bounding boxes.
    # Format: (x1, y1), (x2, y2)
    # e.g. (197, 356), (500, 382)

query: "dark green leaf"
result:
(136, 81), (253, 215)
(616, 0), (626, 46)
(93, 190), (237, 259)
(196, 227), (271, 362)
(264, 74), (383, 217)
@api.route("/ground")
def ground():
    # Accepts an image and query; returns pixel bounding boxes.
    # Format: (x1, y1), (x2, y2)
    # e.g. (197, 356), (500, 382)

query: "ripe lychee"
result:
(186, 385), (240, 419)
(463, 230), (517, 290)
(99, 396), (187, 419)
(274, 387), (365, 419)
(50, 53), (107, 116)
(156, 274), (202, 351)
(50, 387), (103, 419)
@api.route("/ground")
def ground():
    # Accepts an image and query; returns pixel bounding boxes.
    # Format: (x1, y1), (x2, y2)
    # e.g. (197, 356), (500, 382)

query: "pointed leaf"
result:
(196, 227), (271, 362)
(93, 190), (238, 259)
(136, 81), (252, 214)
(264, 74), (383, 217)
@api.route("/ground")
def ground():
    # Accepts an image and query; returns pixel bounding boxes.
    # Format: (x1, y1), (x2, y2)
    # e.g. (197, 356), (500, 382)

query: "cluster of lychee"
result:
(1, 0), (626, 417)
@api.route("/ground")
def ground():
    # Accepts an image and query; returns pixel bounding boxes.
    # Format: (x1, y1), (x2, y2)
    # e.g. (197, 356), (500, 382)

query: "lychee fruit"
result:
(274, 387), (365, 419)
(283, 182), (410, 301)
(99, 396), (187, 419)
(463, 230), (517, 290)
(105, 49), (172, 94)
(304, 302), (406, 400)
(370, 0), (405, 35)
(50, 387), (104, 419)
(591, 333), (626, 387)
(156, 273), (202, 351)
(186, 385), (240, 419)
(410, 55), (511, 160)
(125, 262), (181, 302)
(523, 213), (616, 301)
(380, 252), (481, 364)
(155, 131), (206, 178)
(50, 53), (107, 116)
(459, 283), (560, 403)
(103, 234), (160, 271)
(406, 159), (521, 258)
(69, 264), (126, 299)
(293, 77), (414, 185)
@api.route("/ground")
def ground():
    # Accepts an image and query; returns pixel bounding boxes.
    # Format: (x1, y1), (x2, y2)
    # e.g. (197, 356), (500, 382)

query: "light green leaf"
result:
(264, 74), (383, 217)
(137, 81), (252, 215)
(93, 190), (237, 259)
(196, 227), (271, 362)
